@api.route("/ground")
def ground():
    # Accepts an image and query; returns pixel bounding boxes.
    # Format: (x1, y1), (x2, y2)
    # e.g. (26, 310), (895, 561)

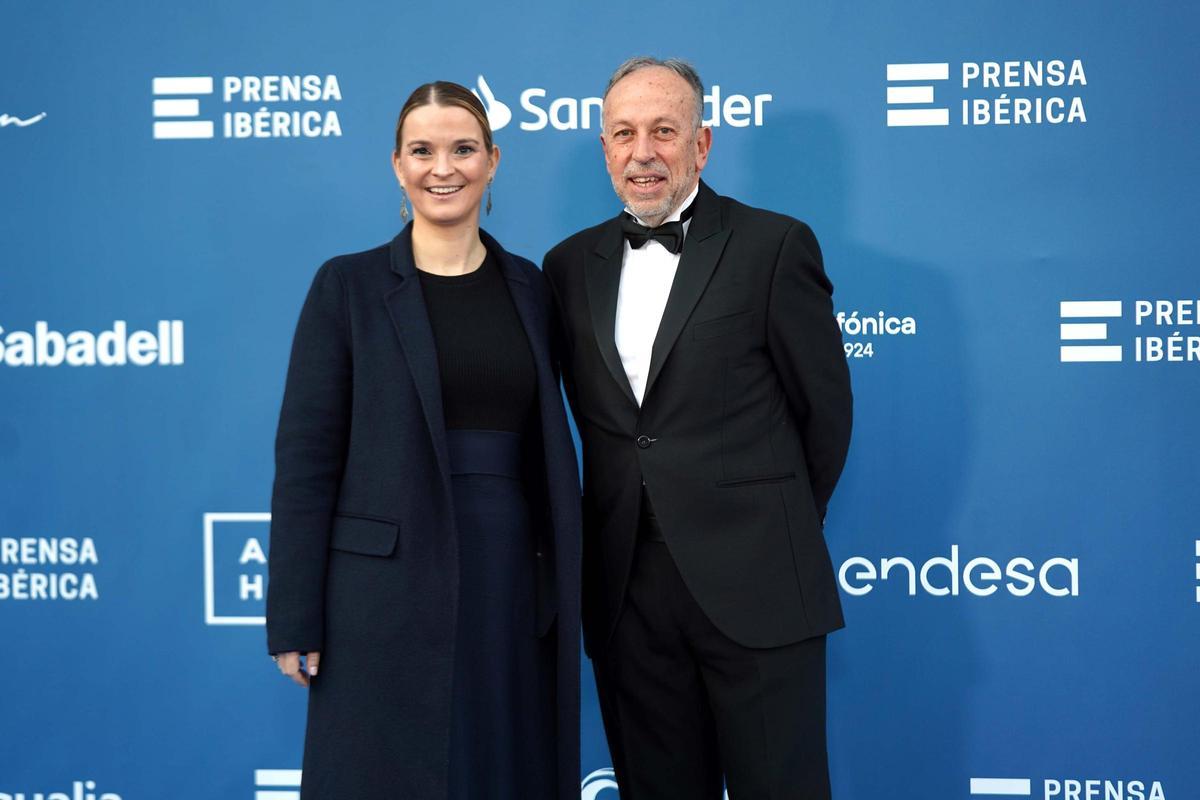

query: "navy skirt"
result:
(445, 429), (555, 800)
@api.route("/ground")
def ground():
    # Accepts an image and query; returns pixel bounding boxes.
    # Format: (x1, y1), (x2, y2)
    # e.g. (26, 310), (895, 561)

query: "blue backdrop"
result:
(2, 2), (1196, 799)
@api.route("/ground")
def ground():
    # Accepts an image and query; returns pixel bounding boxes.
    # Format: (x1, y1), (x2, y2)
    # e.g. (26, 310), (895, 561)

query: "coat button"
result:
(636, 435), (652, 449)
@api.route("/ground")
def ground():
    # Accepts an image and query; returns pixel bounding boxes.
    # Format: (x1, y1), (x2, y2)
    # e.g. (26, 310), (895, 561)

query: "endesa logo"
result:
(470, 74), (772, 133)
(840, 545), (1079, 598)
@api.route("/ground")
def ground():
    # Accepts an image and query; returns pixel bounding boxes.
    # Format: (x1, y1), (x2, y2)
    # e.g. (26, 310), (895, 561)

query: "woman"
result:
(266, 81), (581, 800)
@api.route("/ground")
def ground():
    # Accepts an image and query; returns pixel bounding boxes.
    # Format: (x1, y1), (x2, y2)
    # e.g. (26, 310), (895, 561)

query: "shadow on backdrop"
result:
(766, 110), (978, 800)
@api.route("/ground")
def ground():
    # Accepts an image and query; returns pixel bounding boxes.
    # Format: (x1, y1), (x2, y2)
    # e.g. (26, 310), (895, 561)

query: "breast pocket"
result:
(692, 310), (755, 341)
(329, 514), (399, 557)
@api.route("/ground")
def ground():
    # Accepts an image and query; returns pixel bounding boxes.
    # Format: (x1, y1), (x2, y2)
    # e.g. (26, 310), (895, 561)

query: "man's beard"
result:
(614, 160), (696, 226)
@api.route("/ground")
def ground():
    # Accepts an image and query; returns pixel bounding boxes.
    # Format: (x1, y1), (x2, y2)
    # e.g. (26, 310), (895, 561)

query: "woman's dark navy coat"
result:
(266, 226), (581, 800)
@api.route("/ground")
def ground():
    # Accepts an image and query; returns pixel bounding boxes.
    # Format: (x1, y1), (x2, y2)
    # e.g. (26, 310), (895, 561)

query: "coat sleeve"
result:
(765, 222), (853, 523)
(266, 260), (353, 654)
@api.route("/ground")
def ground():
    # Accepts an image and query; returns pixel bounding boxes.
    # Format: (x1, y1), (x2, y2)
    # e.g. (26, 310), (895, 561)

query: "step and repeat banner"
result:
(2, 2), (1196, 799)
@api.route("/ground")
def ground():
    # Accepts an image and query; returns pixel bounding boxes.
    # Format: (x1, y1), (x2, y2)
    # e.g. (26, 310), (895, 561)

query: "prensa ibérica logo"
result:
(153, 73), (342, 140)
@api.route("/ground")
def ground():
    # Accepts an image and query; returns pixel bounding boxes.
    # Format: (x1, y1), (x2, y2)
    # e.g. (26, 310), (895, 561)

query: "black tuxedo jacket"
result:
(544, 180), (852, 655)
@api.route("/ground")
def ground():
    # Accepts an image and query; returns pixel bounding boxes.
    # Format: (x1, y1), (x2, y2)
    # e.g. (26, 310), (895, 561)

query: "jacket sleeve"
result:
(266, 260), (353, 654)
(765, 222), (853, 522)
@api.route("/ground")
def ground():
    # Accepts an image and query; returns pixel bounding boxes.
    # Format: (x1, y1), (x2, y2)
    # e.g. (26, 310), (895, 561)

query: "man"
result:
(543, 57), (852, 799)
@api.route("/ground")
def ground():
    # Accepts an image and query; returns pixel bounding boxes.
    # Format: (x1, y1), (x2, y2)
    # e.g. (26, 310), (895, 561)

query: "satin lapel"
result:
(644, 181), (730, 400)
(384, 228), (451, 491)
(584, 218), (639, 408)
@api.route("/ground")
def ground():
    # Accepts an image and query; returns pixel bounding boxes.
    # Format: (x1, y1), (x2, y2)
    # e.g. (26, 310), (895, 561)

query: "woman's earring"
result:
(486, 180), (493, 216)
(400, 188), (410, 223)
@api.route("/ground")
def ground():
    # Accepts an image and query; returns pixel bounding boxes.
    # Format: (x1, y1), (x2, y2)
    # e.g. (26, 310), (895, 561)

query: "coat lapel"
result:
(483, 229), (545, 382)
(486, 230), (568, 637)
(584, 218), (640, 407)
(384, 225), (452, 492)
(643, 180), (730, 400)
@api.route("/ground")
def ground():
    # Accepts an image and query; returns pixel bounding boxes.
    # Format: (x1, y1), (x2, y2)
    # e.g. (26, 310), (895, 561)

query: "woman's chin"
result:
(415, 205), (480, 227)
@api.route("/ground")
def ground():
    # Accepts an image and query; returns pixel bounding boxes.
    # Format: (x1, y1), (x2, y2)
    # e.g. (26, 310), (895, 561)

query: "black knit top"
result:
(417, 252), (536, 433)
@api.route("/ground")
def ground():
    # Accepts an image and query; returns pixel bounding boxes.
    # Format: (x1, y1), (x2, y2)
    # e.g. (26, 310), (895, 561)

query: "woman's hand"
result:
(274, 651), (321, 687)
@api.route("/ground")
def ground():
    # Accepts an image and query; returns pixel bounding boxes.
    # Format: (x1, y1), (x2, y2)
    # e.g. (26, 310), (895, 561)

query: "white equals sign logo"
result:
(886, 63), (950, 126)
(152, 76), (214, 139)
(1194, 539), (1199, 604)
(1060, 300), (1123, 362)
(971, 778), (1032, 796)
(255, 769), (301, 800)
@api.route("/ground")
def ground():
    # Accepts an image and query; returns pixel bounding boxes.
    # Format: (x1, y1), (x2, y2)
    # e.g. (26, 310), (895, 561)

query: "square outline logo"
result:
(203, 511), (270, 625)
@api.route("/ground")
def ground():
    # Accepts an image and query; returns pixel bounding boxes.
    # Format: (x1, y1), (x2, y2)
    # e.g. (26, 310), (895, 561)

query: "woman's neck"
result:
(411, 218), (487, 276)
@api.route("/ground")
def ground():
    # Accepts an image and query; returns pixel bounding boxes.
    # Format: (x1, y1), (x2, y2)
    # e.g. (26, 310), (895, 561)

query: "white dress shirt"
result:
(614, 184), (699, 406)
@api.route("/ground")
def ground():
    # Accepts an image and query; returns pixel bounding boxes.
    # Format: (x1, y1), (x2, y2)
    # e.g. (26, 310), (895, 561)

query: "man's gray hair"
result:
(603, 56), (705, 130)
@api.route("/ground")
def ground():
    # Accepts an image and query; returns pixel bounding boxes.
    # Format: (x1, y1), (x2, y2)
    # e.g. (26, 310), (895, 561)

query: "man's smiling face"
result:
(601, 66), (711, 226)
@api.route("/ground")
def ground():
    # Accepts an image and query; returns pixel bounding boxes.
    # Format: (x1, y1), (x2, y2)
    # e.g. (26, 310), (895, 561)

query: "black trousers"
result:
(593, 521), (831, 799)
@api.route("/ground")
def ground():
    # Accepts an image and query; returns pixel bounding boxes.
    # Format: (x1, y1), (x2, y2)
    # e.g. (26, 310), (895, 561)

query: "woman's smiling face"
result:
(392, 103), (498, 227)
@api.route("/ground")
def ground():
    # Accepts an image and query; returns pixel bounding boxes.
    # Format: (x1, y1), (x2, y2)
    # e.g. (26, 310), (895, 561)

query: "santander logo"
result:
(580, 768), (618, 800)
(470, 73), (770, 133)
(580, 768), (732, 799)
(471, 75), (512, 132)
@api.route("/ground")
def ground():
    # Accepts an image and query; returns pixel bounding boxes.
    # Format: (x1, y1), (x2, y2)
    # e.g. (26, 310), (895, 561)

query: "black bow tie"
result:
(621, 201), (696, 255)
(622, 217), (685, 254)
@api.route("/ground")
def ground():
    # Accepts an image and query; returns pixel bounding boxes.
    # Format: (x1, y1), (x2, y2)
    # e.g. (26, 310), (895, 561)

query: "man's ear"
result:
(694, 126), (713, 172)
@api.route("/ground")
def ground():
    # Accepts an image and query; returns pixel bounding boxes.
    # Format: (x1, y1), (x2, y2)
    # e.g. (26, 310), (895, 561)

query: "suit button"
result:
(636, 435), (652, 449)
